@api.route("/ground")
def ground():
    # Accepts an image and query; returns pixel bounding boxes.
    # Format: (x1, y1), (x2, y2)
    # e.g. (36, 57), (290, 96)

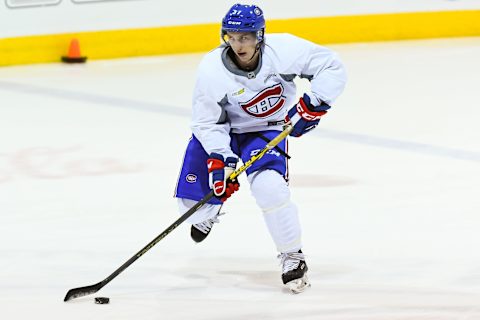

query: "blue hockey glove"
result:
(286, 93), (331, 137)
(207, 153), (240, 202)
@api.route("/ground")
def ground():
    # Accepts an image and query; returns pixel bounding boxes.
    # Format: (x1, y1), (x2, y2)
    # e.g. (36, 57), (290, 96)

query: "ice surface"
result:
(0, 37), (479, 320)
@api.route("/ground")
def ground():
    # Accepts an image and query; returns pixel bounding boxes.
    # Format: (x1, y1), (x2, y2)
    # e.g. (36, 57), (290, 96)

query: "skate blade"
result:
(285, 275), (311, 294)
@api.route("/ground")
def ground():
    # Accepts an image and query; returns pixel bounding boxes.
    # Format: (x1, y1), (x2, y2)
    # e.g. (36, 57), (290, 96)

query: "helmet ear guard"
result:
(255, 29), (265, 43)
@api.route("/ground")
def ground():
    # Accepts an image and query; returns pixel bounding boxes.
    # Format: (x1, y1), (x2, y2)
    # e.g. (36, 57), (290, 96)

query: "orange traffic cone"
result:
(61, 38), (87, 63)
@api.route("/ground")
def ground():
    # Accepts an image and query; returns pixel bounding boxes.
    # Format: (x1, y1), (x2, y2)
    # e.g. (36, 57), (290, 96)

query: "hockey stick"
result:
(64, 124), (292, 302)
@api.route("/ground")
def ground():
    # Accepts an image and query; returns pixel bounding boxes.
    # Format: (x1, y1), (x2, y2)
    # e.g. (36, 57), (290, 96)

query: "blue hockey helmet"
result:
(221, 4), (265, 43)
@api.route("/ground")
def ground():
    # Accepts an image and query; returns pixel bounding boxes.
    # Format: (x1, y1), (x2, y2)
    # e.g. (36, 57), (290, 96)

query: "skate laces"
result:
(193, 211), (225, 234)
(278, 251), (306, 274)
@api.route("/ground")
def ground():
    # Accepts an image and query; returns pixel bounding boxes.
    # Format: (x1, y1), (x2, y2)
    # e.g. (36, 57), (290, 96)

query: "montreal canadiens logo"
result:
(240, 83), (286, 118)
(186, 174), (197, 183)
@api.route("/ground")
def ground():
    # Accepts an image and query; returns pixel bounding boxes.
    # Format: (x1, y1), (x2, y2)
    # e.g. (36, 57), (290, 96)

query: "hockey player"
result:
(174, 3), (346, 293)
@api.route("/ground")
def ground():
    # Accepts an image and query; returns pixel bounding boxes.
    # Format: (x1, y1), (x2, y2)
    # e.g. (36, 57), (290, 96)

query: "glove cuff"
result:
(225, 156), (238, 169)
(207, 153), (225, 173)
(297, 97), (327, 121)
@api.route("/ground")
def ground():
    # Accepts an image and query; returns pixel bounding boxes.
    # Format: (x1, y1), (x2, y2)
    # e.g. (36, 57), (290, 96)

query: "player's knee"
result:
(249, 169), (290, 212)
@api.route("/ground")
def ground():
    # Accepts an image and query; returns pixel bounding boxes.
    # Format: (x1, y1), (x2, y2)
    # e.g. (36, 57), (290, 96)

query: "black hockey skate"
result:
(278, 250), (311, 294)
(190, 211), (225, 243)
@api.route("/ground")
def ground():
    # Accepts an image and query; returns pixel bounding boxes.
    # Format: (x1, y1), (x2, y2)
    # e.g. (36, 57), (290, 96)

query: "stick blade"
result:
(64, 282), (103, 302)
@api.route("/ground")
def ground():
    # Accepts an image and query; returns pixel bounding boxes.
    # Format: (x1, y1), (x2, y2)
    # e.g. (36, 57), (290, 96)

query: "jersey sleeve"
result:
(281, 34), (347, 105)
(190, 62), (237, 159)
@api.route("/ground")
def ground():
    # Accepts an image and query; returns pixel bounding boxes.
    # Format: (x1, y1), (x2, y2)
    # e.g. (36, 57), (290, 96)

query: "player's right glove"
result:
(207, 153), (240, 202)
(286, 93), (331, 137)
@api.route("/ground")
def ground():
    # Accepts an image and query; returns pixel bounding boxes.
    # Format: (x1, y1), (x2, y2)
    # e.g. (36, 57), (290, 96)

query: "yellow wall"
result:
(1, 10), (479, 67)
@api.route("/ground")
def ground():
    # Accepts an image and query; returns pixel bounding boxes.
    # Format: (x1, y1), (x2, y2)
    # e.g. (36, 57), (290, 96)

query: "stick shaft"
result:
(64, 125), (292, 301)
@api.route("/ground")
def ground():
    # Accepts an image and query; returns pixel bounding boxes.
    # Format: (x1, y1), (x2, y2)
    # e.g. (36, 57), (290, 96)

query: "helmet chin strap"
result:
(247, 50), (257, 62)
(247, 42), (262, 62)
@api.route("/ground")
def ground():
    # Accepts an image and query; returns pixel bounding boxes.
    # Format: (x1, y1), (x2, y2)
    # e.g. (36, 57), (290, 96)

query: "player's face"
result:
(224, 32), (258, 62)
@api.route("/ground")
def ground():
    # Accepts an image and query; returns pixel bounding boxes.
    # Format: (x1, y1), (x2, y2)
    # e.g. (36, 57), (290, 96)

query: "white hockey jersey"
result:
(190, 33), (347, 159)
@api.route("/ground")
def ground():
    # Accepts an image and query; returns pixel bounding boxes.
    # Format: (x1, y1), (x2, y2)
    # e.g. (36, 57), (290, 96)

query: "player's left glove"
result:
(286, 93), (331, 137)
(207, 153), (240, 202)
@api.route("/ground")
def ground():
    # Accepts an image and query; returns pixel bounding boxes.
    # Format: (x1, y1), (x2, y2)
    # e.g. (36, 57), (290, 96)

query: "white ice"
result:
(0, 37), (479, 320)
